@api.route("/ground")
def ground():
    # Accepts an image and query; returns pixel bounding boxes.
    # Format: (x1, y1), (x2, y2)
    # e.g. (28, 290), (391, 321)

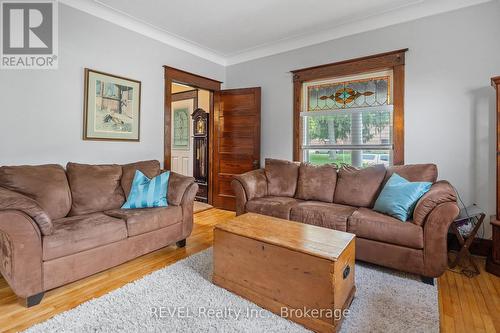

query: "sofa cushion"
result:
(105, 206), (182, 237)
(373, 173), (432, 221)
(295, 163), (337, 203)
(384, 164), (437, 184)
(264, 159), (300, 197)
(0, 164), (71, 219)
(67, 163), (125, 216)
(290, 201), (356, 232)
(43, 212), (127, 260)
(121, 160), (160, 197)
(348, 208), (424, 249)
(245, 196), (302, 220)
(122, 171), (170, 209)
(334, 164), (386, 207)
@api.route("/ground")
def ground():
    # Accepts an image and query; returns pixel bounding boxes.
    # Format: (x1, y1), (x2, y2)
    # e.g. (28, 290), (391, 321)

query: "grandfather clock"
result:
(192, 108), (209, 203)
(487, 76), (500, 276)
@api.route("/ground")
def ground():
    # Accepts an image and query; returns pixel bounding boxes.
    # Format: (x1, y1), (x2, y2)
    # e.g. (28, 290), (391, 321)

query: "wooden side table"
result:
(448, 205), (485, 277)
(486, 218), (500, 276)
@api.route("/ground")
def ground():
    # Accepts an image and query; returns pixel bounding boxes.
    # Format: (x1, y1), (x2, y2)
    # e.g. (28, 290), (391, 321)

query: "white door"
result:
(171, 99), (194, 176)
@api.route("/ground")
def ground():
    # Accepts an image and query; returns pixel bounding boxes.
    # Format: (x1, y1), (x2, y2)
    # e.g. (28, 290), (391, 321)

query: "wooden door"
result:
(170, 90), (198, 176)
(212, 88), (261, 210)
(171, 98), (195, 176)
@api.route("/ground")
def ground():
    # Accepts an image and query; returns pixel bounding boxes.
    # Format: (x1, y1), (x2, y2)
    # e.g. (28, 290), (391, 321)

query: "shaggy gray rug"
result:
(25, 249), (438, 333)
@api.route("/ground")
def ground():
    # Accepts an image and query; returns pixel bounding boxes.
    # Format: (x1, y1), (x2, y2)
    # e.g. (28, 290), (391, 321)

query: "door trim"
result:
(172, 90), (198, 103)
(164, 66), (222, 204)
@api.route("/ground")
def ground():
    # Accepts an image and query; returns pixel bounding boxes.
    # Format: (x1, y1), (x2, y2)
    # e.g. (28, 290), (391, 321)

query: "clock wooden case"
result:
(192, 108), (209, 202)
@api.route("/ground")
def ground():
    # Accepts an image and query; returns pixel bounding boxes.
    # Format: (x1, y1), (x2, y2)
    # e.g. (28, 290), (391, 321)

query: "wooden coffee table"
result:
(213, 213), (355, 333)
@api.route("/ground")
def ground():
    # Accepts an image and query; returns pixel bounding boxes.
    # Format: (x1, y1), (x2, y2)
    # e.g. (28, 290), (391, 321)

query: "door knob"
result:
(252, 160), (260, 168)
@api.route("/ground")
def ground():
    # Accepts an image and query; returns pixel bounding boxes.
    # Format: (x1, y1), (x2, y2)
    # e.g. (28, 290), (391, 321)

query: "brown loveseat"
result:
(232, 159), (459, 282)
(0, 160), (197, 307)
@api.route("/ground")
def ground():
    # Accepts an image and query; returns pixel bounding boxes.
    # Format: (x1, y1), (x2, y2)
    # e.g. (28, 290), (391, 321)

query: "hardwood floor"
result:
(0, 208), (498, 332)
(439, 256), (500, 333)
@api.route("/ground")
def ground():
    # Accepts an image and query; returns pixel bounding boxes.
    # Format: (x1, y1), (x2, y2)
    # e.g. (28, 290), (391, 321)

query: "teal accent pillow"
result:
(122, 170), (170, 209)
(373, 173), (432, 221)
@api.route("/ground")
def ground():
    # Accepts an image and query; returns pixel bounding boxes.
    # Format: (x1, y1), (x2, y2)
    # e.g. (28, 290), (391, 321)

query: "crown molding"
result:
(59, 0), (227, 65)
(60, 0), (491, 67)
(224, 0), (492, 65)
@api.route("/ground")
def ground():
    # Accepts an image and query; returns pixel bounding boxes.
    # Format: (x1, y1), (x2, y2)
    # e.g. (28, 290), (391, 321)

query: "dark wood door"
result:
(212, 88), (261, 210)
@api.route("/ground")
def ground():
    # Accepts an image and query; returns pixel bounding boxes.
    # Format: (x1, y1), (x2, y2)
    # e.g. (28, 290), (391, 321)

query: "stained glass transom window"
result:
(307, 76), (391, 111)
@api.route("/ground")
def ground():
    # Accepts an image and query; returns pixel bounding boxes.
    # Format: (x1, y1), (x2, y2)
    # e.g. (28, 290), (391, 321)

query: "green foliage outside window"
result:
(307, 111), (390, 144)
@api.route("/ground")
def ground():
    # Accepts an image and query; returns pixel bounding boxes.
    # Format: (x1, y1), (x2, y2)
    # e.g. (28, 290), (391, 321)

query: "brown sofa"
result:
(0, 160), (197, 307)
(232, 159), (459, 282)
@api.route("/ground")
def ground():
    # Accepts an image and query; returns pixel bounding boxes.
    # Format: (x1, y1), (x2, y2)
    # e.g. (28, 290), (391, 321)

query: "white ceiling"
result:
(97, 0), (419, 55)
(61, 0), (491, 65)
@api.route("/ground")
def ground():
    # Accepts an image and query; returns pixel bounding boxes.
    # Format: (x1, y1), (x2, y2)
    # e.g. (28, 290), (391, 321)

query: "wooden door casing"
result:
(212, 88), (261, 210)
(164, 66), (222, 205)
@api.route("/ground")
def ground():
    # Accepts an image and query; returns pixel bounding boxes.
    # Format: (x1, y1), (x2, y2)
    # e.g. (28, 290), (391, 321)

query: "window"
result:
(292, 49), (407, 167)
(301, 70), (394, 167)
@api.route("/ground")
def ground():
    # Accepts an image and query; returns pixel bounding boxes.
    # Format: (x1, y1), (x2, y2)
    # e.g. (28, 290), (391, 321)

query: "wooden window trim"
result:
(291, 49), (408, 165)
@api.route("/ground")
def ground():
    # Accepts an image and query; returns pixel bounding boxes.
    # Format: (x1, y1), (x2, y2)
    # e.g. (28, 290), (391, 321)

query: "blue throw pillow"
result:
(122, 170), (170, 209)
(373, 173), (432, 221)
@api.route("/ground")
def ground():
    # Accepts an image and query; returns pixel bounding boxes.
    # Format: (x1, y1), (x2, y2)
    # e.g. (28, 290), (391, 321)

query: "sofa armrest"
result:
(167, 172), (196, 206)
(423, 202), (459, 277)
(413, 180), (457, 226)
(0, 210), (43, 298)
(180, 183), (198, 239)
(231, 179), (247, 216)
(232, 169), (268, 216)
(0, 186), (52, 235)
(233, 169), (267, 200)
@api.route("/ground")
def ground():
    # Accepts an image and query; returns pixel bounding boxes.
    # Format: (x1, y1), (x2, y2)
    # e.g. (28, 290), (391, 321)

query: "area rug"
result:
(24, 249), (438, 333)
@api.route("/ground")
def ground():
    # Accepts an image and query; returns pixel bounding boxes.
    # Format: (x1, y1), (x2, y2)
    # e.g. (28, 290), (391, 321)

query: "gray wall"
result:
(0, 4), (225, 166)
(226, 1), (500, 238)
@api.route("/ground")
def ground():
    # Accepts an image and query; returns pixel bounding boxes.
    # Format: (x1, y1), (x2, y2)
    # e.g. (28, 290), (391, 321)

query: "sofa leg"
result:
(176, 239), (186, 248)
(19, 292), (44, 307)
(421, 276), (435, 286)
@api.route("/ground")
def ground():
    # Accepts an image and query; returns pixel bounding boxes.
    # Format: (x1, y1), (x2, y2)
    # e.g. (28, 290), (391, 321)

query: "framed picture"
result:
(83, 68), (141, 141)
